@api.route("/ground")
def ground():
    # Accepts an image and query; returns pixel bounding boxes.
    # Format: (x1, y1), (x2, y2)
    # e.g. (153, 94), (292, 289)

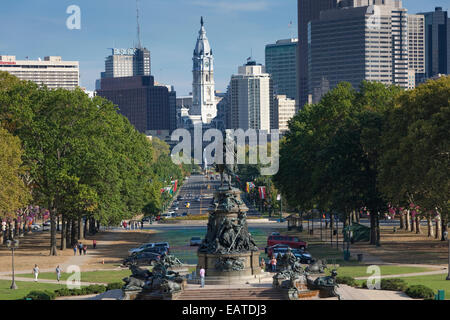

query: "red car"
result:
(267, 235), (307, 250)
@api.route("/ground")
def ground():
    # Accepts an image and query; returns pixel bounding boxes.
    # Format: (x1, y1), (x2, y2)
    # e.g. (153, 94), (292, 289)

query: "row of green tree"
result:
(274, 77), (449, 244)
(0, 72), (186, 254)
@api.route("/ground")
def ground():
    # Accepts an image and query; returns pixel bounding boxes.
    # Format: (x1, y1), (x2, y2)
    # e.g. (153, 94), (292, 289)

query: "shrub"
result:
(380, 279), (408, 292)
(54, 285), (107, 297)
(107, 282), (123, 291)
(405, 285), (435, 300)
(336, 276), (357, 287)
(87, 285), (107, 294)
(54, 288), (72, 297)
(24, 290), (56, 300)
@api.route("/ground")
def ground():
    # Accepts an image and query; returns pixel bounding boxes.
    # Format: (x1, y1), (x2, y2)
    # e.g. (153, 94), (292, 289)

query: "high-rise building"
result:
(191, 17), (217, 124)
(419, 7), (449, 77)
(272, 95), (296, 134)
(228, 60), (272, 131)
(97, 76), (176, 133)
(0, 55), (79, 90)
(307, 0), (417, 103)
(103, 47), (151, 79)
(408, 14), (426, 84)
(265, 38), (298, 101)
(297, 0), (339, 109)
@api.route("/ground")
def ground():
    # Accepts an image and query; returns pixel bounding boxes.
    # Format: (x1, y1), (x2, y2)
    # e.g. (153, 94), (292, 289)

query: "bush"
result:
(54, 285), (107, 297)
(405, 285), (435, 300)
(54, 288), (72, 297)
(336, 276), (357, 287)
(107, 282), (123, 291)
(24, 290), (56, 300)
(380, 279), (408, 292)
(86, 285), (107, 294)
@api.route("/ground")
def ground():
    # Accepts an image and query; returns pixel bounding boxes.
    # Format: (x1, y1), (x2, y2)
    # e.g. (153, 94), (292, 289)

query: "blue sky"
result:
(0, 0), (447, 95)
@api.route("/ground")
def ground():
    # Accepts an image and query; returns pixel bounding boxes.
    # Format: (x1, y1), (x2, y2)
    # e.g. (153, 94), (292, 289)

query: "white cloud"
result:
(190, 0), (271, 13)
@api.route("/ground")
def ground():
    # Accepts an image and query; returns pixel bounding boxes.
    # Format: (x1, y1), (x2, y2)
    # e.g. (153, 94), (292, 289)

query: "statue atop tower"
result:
(191, 17), (217, 124)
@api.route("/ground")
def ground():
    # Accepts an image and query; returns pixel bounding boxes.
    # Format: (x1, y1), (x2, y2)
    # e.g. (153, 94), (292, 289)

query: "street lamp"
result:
(6, 239), (19, 290)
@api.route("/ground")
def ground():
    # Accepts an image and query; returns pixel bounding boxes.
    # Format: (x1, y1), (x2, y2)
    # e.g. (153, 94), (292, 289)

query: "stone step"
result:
(177, 288), (286, 300)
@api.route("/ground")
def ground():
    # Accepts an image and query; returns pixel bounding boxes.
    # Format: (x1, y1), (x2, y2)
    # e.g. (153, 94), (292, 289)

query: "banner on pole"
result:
(258, 186), (266, 200)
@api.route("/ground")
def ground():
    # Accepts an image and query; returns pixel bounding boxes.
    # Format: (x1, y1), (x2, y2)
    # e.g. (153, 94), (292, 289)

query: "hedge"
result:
(107, 282), (124, 291)
(380, 279), (408, 292)
(336, 276), (357, 287)
(405, 285), (435, 300)
(24, 283), (122, 300)
(24, 290), (56, 300)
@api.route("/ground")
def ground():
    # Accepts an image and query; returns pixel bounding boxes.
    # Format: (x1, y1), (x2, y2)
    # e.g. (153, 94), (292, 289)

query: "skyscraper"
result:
(273, 95), (296, 134)
(419, 7), (449, 77)
(297, 0), (339, 108)
(307, 0), (419, 103)
(103, 47), (151, 79)
(97, 76), (176, 134)
(0, 55), (79, 90)
(191, 17), (217, 124)
(265, 38), (298, 101)
(228, 60), (272, 131)
(408, 14), (426, 84)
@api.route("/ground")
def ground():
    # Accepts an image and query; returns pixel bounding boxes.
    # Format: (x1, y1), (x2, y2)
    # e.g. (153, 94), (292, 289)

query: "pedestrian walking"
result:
(56, 265), (62, 282)
(270, 257), (277, 272)
(73, 244), (77, 256)
(260, 258), (266, 271)
(199, 268), (205, 288)
(140, 221), (144, 230)
(93, 239), (97, 249)
(78, 242), (83, 256)
(32, 264), (39, 282)
(83, 244), (87, 255)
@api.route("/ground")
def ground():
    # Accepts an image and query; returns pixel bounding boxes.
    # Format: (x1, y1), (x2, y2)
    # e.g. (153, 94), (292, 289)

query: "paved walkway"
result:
(337, 285), (412, 300)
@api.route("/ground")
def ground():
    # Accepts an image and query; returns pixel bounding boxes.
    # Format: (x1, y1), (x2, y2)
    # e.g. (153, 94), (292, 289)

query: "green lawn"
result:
(355, 274), (450, 300)
(14, 270), (132, 284)
(328, 266), (434, 278)
(401, 274), (450, 300)
(0, 280), (66, 300)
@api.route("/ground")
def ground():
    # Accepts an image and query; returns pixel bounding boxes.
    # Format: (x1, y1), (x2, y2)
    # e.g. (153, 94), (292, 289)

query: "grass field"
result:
(13, 270), (132, 284)
(399, 274), (450, 300)
(0, 280), (66, 300)
(355, 274), (450, 300)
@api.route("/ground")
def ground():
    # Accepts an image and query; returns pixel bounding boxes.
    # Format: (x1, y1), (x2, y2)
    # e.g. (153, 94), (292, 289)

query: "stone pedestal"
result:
(196, 187), (261, 284)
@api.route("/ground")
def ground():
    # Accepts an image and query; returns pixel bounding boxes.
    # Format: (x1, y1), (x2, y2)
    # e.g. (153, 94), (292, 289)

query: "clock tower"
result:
(191, 17), (217, 124)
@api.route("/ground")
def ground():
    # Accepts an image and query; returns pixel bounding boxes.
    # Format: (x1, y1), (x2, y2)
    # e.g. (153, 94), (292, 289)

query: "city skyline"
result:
(0, 0), (446, 95)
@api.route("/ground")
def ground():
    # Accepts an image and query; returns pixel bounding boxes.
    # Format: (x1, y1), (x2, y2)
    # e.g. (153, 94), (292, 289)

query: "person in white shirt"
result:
(55, 265), (62, 282)
(32, 264), (39, 282)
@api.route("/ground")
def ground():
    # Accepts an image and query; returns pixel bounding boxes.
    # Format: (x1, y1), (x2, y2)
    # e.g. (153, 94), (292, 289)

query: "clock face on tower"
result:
(205, 61), (210, 68)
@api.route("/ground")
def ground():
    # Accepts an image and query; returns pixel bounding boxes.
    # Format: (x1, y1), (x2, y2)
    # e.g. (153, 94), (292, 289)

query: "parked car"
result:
(190, 237), (202, 246)
(182, 212), (188, 217)
(124, 252), (161, 266)
(266, 244), (290, 258)
(139, 246), (169, 256)
(31, 223), (41, 231)
(267, 235), (307, 250)
(128, 243), (156, 255)
(266, 245), (313, 264)
(292, 249), (314, 264)
(128, 242), (170, 255)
